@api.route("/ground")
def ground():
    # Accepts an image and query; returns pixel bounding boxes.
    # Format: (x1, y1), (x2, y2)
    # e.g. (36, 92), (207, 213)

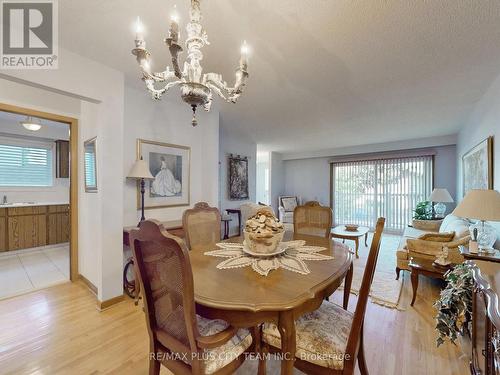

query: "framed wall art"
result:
(228, 154), (249, 200)
(462, 136), (493, 196)
(137, 139), (190, 209)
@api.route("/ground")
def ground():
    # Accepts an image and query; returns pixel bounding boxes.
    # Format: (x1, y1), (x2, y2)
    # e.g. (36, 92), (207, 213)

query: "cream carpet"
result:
(339, 232), (405, 309)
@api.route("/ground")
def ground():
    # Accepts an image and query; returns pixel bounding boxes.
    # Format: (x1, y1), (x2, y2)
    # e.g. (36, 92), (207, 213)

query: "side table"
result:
(409, 256), (453, 306)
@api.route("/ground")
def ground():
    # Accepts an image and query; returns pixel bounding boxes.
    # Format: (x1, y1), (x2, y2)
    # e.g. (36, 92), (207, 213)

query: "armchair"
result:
(278, 195), (300, 224)
(395, 214), (470, 279)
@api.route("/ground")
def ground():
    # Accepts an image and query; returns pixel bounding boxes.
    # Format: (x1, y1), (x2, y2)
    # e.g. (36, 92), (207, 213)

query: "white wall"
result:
(123, 87), (219, 225)
(282, 144), (458, 211)
(457, 72), (500, 246)
(219, 124), (257, 235)
(0, 48), (125, 302)
(270, 151), (285, 212)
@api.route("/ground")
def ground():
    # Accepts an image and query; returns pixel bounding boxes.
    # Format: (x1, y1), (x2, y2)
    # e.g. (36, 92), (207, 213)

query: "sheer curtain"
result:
(332, 156), (433, 233)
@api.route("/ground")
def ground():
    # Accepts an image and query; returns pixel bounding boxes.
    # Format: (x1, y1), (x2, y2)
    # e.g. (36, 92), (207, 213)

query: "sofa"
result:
(395, 214), (470, 279)
(278, 196), (300, 224)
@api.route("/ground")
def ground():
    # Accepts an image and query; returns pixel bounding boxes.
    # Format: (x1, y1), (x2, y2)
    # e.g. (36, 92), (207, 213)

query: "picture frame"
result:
(228, 154), (249, 200)
(137, 139), (190, 209)
(462, 136), (493, 197)
(84, 137), (97, 193)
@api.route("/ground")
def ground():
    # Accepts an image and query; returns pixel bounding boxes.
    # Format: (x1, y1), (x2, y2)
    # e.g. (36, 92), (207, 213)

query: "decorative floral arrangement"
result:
(434, 263), (473, 347)
(413, 200), (433, 220)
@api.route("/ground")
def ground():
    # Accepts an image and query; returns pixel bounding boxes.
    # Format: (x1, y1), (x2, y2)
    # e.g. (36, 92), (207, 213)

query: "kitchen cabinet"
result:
(47, 205), (70, 245)
(2, 204), (70, 251)
(7, 206), (47, 250)
(56, 140), (70, 178)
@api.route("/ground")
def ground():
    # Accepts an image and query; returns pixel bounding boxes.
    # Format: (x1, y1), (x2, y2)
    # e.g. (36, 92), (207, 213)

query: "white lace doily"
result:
(204, 240), (334, 276)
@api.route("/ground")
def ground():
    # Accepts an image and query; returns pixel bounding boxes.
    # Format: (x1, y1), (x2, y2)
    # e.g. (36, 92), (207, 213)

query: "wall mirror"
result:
(84, 137), (97, 192)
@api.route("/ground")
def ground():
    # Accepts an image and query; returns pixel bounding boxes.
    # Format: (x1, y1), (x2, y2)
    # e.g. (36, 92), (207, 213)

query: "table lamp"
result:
(452, 189), (500, 251)
(127, 157), (154, 224)
(428, 188), (454, 218)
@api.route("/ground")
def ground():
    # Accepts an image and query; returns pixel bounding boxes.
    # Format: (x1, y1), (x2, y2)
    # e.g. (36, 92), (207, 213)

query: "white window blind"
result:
(332, 156), (433, 232)
(0, 142), (53, 187)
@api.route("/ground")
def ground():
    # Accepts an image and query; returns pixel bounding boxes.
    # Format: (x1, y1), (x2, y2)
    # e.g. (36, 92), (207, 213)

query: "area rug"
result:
(339, 233), (405, 309)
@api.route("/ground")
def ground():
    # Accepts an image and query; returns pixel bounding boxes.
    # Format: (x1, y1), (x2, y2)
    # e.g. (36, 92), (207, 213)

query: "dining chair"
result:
(183, 202), (221, 251)
(130, 220), (254, 375)
(260, 217), (386, 375)
(293, 202), (333, 238)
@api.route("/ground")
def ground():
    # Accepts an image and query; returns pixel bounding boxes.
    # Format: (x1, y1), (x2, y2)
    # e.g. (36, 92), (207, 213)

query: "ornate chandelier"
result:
(132, 0), (249, 126)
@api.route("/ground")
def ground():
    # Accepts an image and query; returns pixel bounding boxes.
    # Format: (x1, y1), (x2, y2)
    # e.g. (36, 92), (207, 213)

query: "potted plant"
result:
(434, 263), (473, 347)
(412, 201), (439, 230)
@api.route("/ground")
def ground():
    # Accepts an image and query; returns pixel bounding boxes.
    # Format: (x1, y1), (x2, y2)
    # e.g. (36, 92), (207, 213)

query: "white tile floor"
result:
(0, 243), (69, 300)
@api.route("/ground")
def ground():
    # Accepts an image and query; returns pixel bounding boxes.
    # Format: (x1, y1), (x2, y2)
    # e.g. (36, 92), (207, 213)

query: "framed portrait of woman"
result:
(136, 139), (190, 209)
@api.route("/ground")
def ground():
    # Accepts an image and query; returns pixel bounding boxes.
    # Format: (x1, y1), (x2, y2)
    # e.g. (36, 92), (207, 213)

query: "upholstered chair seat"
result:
(195, 316), (253, 374)
(262, 301), (353, 370)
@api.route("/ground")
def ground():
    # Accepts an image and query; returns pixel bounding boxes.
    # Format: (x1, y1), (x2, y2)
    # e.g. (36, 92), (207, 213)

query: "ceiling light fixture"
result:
(20, 116), (42, 131)
(132, 0), (250, 126)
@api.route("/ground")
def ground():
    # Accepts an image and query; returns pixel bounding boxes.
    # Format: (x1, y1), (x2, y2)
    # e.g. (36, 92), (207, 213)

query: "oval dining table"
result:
(190, 232), (354, 375)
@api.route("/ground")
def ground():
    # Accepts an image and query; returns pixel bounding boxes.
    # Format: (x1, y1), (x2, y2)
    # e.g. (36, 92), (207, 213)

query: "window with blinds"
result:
(0, 142), (53, 187)
(332, 156), (433, 233)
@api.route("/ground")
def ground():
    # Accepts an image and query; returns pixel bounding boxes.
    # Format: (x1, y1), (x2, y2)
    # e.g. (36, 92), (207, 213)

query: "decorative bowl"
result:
(345, 224), (359, 232)
(244, 230), (285, 255)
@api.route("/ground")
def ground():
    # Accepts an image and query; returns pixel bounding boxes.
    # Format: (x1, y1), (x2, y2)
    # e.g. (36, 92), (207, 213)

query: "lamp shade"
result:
(452, 189), (500, 221)
(428, 188), (454, 203)
(127, 159), (154, 179)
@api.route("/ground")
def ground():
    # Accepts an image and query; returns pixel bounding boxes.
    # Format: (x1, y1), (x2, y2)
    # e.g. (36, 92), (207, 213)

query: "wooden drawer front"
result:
(48, 212), (70, 245)
(7, 206), (47, 216)
(48, 205), (69, 214)
(8, 215), (47, 250)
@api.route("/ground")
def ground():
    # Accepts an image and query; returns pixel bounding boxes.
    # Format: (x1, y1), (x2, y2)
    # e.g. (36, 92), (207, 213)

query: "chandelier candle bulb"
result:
(135, 17), (144, 41)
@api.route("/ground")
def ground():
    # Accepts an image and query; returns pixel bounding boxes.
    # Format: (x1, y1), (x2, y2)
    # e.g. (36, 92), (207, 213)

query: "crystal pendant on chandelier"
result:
(132, 0), (250, 126)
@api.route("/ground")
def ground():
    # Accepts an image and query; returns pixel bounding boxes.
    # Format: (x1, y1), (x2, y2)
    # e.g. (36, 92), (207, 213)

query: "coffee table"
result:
(331, 225), (369, 258)
(409, 257), (453, 306)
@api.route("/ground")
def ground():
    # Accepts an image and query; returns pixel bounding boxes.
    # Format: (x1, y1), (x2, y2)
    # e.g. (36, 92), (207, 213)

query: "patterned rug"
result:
(337, 232), (405, 309)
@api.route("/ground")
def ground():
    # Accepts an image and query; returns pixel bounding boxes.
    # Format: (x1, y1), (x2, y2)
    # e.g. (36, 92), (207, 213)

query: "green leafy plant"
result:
(434, 263), (473, 347)
(413, 200), (432, 220)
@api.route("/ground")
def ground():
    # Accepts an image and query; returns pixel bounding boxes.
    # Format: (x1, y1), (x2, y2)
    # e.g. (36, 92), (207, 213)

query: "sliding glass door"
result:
(332, 156), (433, 233)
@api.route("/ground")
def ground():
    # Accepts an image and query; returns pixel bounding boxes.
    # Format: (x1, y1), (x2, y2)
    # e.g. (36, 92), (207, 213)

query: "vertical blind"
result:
(332, 156), (433, 232)
(0, 142), (53, 187)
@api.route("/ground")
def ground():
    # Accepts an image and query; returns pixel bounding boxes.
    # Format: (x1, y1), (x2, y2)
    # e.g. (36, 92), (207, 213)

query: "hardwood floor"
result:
(0, 273), (469, 375)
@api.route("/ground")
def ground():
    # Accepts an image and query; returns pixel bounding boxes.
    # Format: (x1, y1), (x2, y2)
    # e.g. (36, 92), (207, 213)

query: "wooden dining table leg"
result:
(278, 310), (296, 375)
(343, 262), (353, 309)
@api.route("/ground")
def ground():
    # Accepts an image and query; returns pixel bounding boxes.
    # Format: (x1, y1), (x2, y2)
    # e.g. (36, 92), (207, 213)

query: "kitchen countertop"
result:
(0, 202), (69, 208)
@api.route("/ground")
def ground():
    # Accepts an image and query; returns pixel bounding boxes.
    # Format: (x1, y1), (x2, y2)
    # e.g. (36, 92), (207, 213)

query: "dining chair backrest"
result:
(182, 202), (221, 251)
(293, 203), (332, 238)
(343, 217), (385, 373)
(129, 220), (200, 360)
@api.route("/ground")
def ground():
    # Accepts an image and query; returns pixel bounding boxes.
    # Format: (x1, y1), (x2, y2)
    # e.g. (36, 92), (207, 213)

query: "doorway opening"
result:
(0, 103), (78, 300)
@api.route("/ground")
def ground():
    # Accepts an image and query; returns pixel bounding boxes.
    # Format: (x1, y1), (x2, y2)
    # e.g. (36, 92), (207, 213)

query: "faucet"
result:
(2, 195), (6, 205)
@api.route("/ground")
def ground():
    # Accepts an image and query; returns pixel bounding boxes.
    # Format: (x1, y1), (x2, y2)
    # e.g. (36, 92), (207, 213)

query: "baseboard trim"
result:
(78, 273), (98, 295)
(97, 295), (125, 311)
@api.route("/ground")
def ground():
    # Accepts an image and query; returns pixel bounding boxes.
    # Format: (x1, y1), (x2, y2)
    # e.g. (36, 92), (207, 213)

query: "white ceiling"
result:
(59, 0), (500, 153)
(0, 111), (69, 140)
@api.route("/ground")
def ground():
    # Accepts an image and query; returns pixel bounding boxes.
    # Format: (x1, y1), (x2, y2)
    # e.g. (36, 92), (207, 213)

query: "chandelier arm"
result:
(145, 79), (182, 100)
(204, 67), (249, 103)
